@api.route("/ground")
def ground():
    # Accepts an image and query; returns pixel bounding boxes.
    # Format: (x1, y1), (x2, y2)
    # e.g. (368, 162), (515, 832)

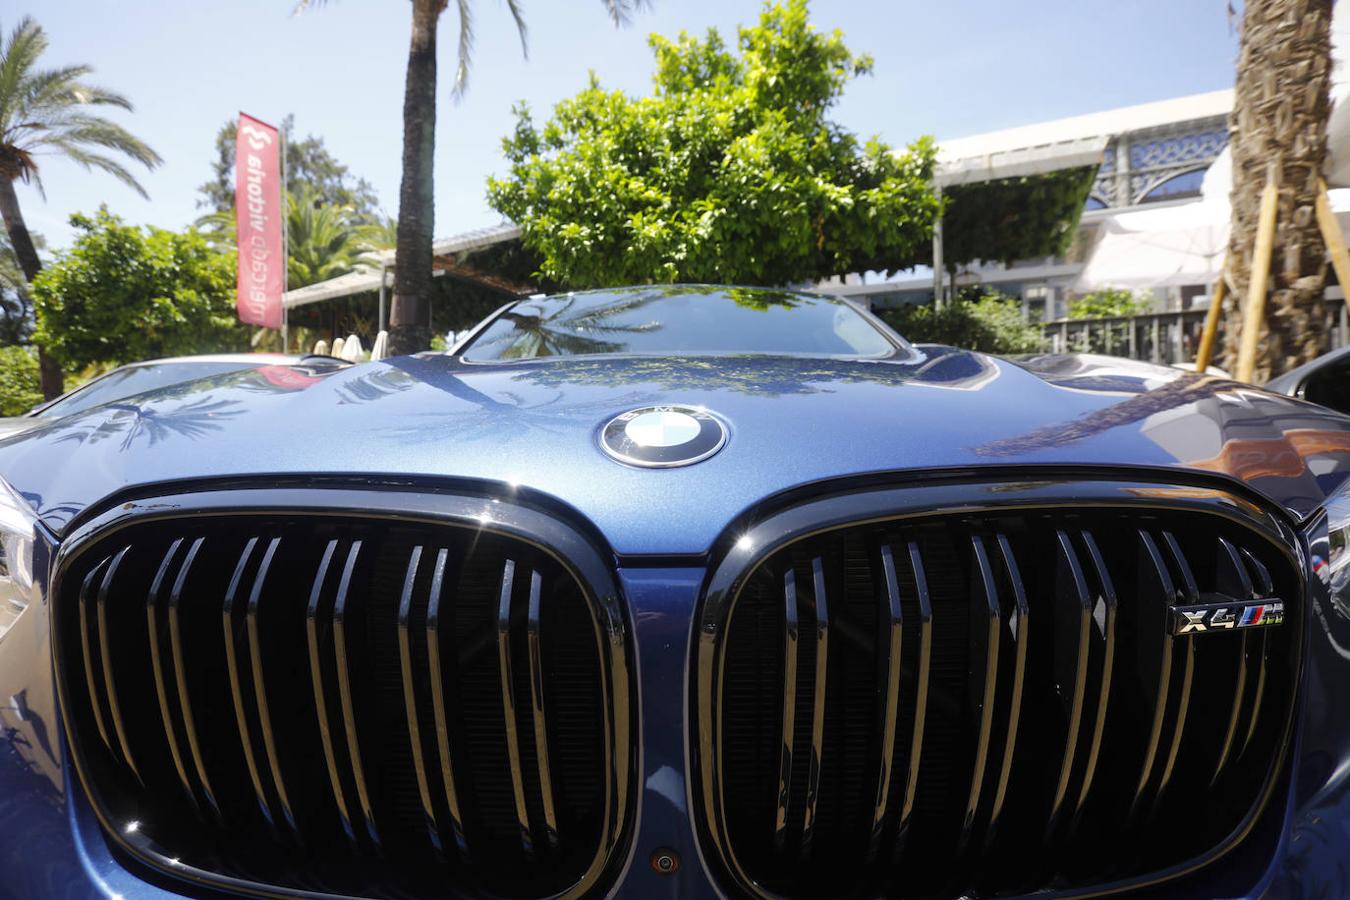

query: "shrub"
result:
(0, 346), (42, 416)
(31, 208), (249, 373)
(878, 290), (1046, 355)
(1068, 288), (1153, 319)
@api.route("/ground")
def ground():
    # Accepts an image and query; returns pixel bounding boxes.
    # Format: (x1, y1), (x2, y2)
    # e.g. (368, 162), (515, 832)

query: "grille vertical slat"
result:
(168, 537), (220, 817)
(1127, 529), (1176, 823)
(958, 535), (1001, 853)
(525, 568), (560, 850)
(398, 546), (442, 852)
(983, 533), (1028, 847)
(1046, 530), (1092, 839)
(79, 559), (113, 753)
(332, 540), (381, 848)
(97, 546), (139, 781)
(246, 537), (299, 836)
(425, 547), (471, 859)
(222, 537), (276, 828)
(701, 502), (1297, 899)
(1067, 530), (1117, 833)
(895, 540), (933, 857)
(1210, 537), (1255, 786)
(496, 558), (536, 857)
(146, 538), (196, 808)
(306, 538), (360, 844)
(1237, 548), (1274, 760)
(867, 542), (903, 858)
(1150, 532), (1198, 818)
(800, 556), (830, 857)
(773, 566), (801, 854)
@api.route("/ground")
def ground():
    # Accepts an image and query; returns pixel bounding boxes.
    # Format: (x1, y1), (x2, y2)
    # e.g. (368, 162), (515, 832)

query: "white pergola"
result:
(930, 135), (1109, 304)
(924, 91), (1241, 304)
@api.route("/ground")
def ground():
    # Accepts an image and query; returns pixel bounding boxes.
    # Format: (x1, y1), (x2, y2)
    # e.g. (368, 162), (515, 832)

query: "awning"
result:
(1074, 191), (1350, 292)
(282, 222), (523, 310)
(284, 268), (385, 310)
(1075, 202), (1229, 291)
(935, 134), (1109, 187)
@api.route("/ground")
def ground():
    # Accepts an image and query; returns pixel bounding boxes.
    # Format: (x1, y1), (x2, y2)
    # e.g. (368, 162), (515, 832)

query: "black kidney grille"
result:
(698, 508), (1299, 898)
(57, 512), (628, 899)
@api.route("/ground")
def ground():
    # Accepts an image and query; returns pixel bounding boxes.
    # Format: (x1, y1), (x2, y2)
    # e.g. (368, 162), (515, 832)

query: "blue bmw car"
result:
(2, 285), (1350, 898)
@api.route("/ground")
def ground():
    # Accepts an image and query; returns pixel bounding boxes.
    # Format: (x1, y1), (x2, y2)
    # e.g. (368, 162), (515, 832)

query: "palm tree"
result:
(294, 0), (649, 356)
(285, 186), (372, 288)
(0, 16), (161, 397)
(1222, 0), (1334, 379)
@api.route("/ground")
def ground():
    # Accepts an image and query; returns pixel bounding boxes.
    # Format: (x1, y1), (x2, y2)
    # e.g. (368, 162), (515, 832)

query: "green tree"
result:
(197, 115), (382, 220)
(878, 290), (1046, 355)
(0, 16), (161, 397)
(199, 185), (394, 291)
(487, 0), (939, 289)
(1068, 287), (1153, 319)
(295, 0), (649, 356)
(31, 209), (248, 372)
(285, 185), (384, 288)
(0, 345), (40, 415)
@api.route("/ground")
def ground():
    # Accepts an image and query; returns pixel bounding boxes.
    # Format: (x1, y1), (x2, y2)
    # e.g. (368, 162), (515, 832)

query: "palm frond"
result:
(600, 0), (651, 28)
(0, 18), (49, 128)
(63, 83), (133, 110)
(49, 143), (151, 198)
(32, 116), (161, 168)
(290, 0), (333, 15)
(451, 0), (475, 98)
(13, 63), (91, 120)
(505, 0), (529, 59)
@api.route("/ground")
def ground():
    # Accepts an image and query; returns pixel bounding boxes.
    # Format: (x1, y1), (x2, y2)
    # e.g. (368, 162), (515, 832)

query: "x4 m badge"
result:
(1169, 600), (1284, 635)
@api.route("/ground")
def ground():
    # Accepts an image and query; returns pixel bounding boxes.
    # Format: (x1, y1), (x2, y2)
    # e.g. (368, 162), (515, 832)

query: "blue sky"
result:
(19, 0), (1240, 249)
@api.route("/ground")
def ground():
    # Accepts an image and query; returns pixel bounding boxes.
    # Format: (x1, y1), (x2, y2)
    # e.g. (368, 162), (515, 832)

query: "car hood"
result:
(2, 349), (1349, 555)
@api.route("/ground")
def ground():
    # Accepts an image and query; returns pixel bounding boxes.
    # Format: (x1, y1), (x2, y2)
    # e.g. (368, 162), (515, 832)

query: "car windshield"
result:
(459, 287), (897, 361)
(36, 360), (259, 419)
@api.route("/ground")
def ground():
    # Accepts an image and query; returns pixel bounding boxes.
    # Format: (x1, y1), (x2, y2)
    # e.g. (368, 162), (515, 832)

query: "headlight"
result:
(1321, 484), (1350, 587)
(0, 477), (37, 642)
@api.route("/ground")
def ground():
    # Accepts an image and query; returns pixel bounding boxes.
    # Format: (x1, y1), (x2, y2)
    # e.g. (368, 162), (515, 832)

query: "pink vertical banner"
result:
(235, 113), (284, 329)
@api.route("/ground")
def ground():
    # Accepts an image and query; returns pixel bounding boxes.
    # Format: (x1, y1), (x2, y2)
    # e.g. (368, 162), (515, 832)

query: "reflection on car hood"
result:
(0, 417), (40, 441)
(1, 349), (1349, 555)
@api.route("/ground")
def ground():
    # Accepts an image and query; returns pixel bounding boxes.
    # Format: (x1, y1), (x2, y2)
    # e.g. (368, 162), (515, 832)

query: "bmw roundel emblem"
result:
(599, 405), (728, 468)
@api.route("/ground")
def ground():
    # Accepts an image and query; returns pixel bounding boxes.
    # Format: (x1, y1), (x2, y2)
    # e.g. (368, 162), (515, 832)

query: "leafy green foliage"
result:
(939, 167), (1096, 269)
(197, 115), (382, 220)
(30, 209), (249, 371)
(0, 345), (40, 415)
(285, 186), (391, 288)
(878, 290), (1046, 355)
(1068, 287), (1154, 319)
(487, 0), (939, 288)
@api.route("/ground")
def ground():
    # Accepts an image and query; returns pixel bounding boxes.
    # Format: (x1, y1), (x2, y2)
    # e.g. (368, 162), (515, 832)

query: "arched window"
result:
(1139, 169), (1206, 204)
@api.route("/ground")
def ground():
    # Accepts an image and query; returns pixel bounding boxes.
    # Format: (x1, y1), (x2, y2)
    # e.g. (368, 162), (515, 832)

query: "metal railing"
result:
(1042, 302), (1350, 368)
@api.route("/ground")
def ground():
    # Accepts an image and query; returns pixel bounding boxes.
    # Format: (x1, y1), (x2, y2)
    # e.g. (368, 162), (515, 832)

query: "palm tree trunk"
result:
(0, 177), (63, 399)
(1222, 0), (1334, 380)
(389, 0), (442, 356)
